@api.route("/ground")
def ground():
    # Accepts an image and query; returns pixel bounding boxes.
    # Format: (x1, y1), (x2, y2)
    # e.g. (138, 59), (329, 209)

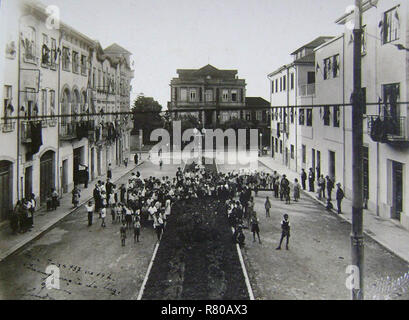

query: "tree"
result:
(132, 95), (164, 143)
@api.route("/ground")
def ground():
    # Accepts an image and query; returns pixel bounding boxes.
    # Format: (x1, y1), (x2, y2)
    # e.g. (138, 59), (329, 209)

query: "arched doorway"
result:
(61, 88), (70, 125)
(0, 161), (13, 221)
(40, 151), (55, 205)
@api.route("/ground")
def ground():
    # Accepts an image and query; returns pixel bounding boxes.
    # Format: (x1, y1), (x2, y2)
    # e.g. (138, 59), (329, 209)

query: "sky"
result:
(39, 0), (353, 109)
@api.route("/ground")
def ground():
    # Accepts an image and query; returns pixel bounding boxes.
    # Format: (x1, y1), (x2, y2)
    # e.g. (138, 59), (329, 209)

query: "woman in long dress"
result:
(164, 199), (171, 217)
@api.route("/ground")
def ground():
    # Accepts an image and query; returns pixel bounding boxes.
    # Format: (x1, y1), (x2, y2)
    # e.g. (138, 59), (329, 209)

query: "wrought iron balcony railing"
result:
(367, 115), (408, 143)
(21, 120), (42, 143)
(59, 122), (77, 140)
(1, 121), (16, 133)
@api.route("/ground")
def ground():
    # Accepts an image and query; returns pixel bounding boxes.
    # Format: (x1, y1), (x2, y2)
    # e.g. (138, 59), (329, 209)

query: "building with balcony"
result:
(268, 36), (334, 171)
(0, 0), (134, 222)
(168, 64), (247, 127)
(267, 0), (409, 230)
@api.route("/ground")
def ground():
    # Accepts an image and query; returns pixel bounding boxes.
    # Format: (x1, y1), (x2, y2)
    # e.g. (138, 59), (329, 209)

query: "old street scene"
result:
(0, 0), (409, 301)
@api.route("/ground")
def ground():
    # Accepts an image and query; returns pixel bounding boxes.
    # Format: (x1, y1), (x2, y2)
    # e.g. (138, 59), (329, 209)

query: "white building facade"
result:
(268, 0), (409, 230)
(0, 0), (134, 222)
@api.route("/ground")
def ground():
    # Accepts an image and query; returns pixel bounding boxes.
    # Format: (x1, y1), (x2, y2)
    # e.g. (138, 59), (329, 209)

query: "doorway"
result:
(73, 147), (83, 186)
(392, 161), (403, 220)
(91, 148), (95, 180)
(312, 148), (316, 171)
(0, 161), (13, 222)
(97, 149), (101, 177)
(329, 151), (336, 181)
(40, 151), (55, 205)
(24, 166), (32, 199)
(62, 159), (68, 193)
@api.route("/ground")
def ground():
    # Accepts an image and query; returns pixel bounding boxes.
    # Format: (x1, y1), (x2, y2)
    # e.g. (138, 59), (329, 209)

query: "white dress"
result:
(165, 199), (171, 216)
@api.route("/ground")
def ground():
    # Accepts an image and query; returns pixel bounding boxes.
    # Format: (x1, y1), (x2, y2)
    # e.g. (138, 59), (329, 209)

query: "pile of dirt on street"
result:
(142, 160), (248, 300)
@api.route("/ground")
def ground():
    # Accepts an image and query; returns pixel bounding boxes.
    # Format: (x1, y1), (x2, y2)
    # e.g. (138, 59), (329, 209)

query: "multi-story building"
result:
(0, 0), (134, 222)
(268, 0), (409, 230)
(168, 65), (271, 150)
(268, 36), (333, 171)
(168, 64), (247, 127)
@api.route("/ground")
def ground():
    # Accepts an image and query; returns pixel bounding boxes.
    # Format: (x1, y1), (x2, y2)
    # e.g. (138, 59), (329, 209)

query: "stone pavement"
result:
(0, 154), (148, 263)
(258, 156), (409, 264)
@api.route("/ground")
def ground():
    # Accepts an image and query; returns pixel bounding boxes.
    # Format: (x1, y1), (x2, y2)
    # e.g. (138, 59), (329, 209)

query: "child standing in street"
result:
(100, 205), (106, 228)
(251, 216), (261, 244)
(133, 217), (141, 243)
(293, 179), (301, 202)
(85, 201), (94, 227)
(265, 196), (271, 218)
(276, 214), (290, 250)
(120, 222), (127, 246)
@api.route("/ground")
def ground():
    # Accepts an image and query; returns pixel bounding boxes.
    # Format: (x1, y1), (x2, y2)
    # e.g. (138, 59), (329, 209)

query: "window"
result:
(306, 109), (312, 126)
(271, 81), (274, 94)
(245, 111), (251, 121)
(180, 88), (187, 101)
(302, 144), (306, 164)
(62, 47), (70, 70)
(283, 75), (286, 91)
(280, 140), (283, 154)
(50, 90), (55, 114)
(81, 55), (87, 75)
(50, 38), (57, 68)
(41, 34), (50, 66)
(323, 57), (331, 80)
(3, 85), (12, 119)
(275, 79), (278, 92)
(383, 83), (400, 119)
(290, 107), (294, 124)
(205, 89), (213, 102)
(275, 138), (278, 153)
(291, 145), (294, 159)
(333, 106), (340, 127)
(256, 111), (262, 121)
(280, 77), (282, 91)
(323, 106), (330, 126)
(333, 55), (340, 78)
(72, 51), (79, 73)
(323, 55), (340, 79)
(222, 89), (229, 102)
(299, 108), (305, 125)
(290, 73), (294, 90)
(383, 6), (400, 44)
(23, 26), (36, 63)
(307, 72), (315, 84)
(41, 89), (47, 116)
(190, 89), (197, 101)
(231, 89), (237, 102)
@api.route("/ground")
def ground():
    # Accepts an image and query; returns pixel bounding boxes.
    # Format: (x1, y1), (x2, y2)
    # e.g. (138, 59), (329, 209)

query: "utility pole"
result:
(351, 0), (364, 300)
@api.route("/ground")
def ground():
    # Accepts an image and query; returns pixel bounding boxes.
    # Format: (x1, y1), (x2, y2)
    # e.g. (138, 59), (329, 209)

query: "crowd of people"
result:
(8, 153), (345, 254)
(10, 193), (37, 234)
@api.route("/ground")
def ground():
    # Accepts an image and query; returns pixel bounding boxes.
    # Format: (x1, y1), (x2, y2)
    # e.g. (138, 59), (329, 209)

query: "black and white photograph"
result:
(0, 0), (409, 308)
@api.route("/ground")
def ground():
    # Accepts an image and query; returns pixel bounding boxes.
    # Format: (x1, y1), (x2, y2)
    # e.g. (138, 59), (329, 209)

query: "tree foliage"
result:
(131, 95), (164, 141)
